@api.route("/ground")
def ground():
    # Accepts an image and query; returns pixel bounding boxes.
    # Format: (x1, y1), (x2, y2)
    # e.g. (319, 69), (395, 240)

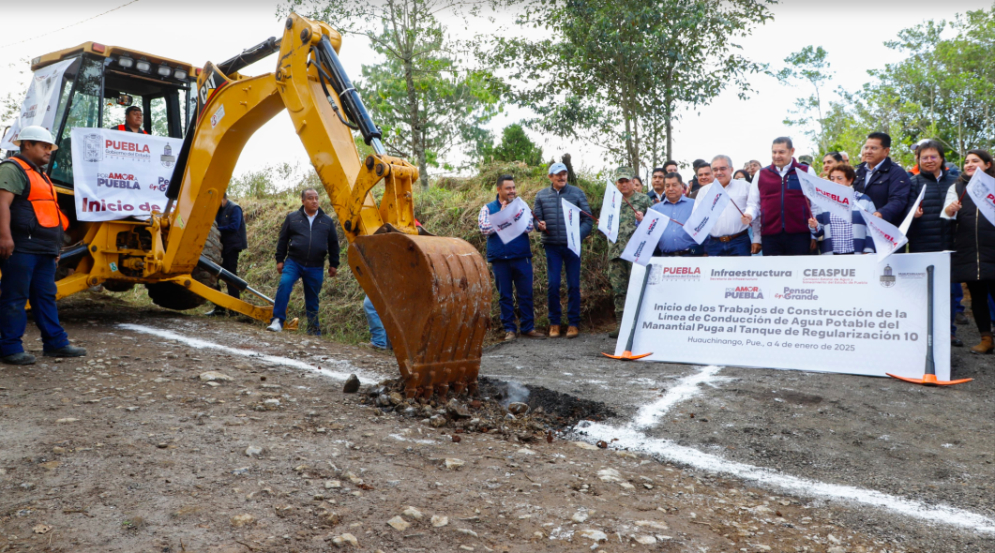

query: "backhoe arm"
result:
(159, 13), (490, 398)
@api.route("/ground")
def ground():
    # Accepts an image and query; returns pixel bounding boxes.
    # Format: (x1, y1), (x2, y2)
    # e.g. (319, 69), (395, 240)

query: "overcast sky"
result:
(1, 0), (991, 185)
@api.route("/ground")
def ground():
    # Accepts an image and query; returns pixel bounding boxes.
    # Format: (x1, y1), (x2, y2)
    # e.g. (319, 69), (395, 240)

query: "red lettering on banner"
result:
(104, 140), (150, 153)
(816, 187), (850, 205)
(662, 267), (701, 275)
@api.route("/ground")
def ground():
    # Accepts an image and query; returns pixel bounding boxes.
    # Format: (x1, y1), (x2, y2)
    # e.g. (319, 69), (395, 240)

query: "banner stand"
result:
(603, 266), (653, 361)
(887, 265), (972, 386)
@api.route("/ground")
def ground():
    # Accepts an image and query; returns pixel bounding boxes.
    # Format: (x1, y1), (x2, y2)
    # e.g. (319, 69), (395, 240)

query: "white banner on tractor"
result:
(1, 59), (75, 150)
(70, 128), (181, 221)
(614, 253), (951, 381)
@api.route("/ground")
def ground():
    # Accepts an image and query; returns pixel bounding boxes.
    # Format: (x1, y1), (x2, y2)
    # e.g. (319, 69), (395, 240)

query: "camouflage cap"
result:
(614, 167), (634, 182)
(798, 155), (814, 166)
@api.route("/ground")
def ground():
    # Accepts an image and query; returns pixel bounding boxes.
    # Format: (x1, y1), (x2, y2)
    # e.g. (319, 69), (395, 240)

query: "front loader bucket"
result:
(348, 232), (491, 398)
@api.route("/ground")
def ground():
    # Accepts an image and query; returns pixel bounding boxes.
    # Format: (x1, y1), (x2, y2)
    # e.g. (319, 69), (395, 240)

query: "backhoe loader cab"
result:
(22, 42), (196, 191)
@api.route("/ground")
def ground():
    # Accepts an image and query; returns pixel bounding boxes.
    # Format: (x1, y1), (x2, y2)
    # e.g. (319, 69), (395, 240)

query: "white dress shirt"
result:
(692, 178), (760, 239)
(940, 184), (960, 220)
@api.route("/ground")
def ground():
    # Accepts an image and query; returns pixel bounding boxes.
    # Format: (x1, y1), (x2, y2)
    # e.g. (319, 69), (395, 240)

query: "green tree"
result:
(283, 0), (503, 187)
(488, 0), (772, 173)
(483, 123), (543, 166)
(777, 46), (833, 153)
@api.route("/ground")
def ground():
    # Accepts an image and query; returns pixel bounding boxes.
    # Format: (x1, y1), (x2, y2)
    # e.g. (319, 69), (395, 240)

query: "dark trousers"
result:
(492, 257), (535, 333)
(965, 280), (994, 334)
(544, 245), (581, 327)
(0, 252), (70, 356)
(951, 283), (963, 336)
(704, 234), (752, 257)
(761, 232), (811, 256)
(273, 258), (324, 333)
(221, 249), (241, 300)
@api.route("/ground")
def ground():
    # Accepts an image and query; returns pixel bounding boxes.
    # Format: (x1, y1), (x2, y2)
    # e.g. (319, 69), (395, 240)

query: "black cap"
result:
(125, 106), (142, 115)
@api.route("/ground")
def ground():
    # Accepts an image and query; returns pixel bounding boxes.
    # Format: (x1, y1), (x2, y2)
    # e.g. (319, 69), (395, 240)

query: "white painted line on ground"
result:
(633, 365), (729, 429)
(119, 324), (379, 385)
(572, 364), (995, 534)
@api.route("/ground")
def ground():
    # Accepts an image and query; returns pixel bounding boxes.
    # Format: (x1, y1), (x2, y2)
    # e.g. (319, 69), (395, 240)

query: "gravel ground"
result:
(0, 293), (990, 552)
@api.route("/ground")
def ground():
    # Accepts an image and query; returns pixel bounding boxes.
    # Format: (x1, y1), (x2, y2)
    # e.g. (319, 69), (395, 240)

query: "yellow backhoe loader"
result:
(2, 13), (491, 398)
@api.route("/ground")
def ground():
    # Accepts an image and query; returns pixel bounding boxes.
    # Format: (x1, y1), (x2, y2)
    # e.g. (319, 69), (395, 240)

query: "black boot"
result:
(43, 345), (87, 358)
(1, 352), (36, 365)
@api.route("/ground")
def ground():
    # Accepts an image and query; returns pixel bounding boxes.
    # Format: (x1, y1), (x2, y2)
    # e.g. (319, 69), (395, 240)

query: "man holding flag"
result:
(649, 173), (700, 256)
(533, 162), (593, 338)
(742, 137), (817, 256)
(478, 175), (538, 341)
(605, 167), (653, 338)
(695, 155), (757, 256)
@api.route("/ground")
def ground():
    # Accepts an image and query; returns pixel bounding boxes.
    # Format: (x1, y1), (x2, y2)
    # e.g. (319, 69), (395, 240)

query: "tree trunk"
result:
(403, 55), (428, 188)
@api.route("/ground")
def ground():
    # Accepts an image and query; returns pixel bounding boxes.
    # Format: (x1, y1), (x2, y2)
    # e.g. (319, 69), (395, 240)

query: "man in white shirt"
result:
(694, 155), (758, 256)
(741, 137), (817, 256)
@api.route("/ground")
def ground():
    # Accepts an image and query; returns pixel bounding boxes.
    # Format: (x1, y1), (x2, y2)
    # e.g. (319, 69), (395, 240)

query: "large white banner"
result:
(1, 59), (75, 150)
(965, 169), (995, 227)
(598, 179), (623, 243)
(70, 128), (181, 221)
(621, 210), (670, 266)
(615, 253), (951, 380)
(682, 181), (729, 244)
(488, 197), (532, 245)
(796, 169), (855, 221)
(562, 199), (582, 257)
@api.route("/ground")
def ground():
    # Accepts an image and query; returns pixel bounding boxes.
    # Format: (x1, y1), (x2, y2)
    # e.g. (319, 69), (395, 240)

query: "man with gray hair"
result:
(694, 155), (757, 256)
(268, 187), (340, 335)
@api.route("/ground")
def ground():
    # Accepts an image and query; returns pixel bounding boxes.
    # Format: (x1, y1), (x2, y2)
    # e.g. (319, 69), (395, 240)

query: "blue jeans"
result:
(363, 296), (389, 348)
(544, 245), (581, 326)
(704, 234), (752, 257)
(492, 257), (535, 333)
(272, 258), (324, 333)
(0, 252), (69, 356)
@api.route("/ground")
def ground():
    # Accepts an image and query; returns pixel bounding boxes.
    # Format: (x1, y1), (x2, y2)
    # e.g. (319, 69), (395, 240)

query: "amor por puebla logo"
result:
(104, 138), (152, 162)
(725, 286), (763, 299)
(95, 171), (140, 190)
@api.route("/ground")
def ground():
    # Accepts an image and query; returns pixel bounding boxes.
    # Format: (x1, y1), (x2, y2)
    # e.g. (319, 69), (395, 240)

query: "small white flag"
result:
(796, 169), (855, 222)
(898, 183), (927, 235)
(621, 210), (670, 266)
(859, 205), (908, 261)
(598, 179), (623, 243)
(488, 197), (532, 245)
(562, 199), (582, 257)
(965, 169), (995, 228)
(681, 181), (730, 244)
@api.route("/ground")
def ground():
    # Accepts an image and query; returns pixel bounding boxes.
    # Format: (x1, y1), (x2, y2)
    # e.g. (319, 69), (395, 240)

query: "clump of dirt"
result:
(355, 376), (616, 442)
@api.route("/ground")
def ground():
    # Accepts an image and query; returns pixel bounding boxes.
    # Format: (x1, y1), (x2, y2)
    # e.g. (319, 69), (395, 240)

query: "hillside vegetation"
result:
(173, 162), (618, 344)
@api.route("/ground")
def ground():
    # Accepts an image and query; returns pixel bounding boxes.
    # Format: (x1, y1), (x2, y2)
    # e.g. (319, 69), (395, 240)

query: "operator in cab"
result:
(118, 106), (148, 134)
(0, 126), (87, 365)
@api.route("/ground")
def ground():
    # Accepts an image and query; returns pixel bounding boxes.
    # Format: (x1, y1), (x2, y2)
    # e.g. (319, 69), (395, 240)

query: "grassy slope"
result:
(125, 162), (617, 344)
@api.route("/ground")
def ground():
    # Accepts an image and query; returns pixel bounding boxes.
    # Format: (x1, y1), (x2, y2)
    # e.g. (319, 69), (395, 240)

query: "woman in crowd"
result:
(905, 140), (962, 346)
(821, 151), (844, 178)
(808, 164), (877, 255)
(631, 175), (645, 194)
(943, 149), (995, 354)
(733, 169), (751, 182)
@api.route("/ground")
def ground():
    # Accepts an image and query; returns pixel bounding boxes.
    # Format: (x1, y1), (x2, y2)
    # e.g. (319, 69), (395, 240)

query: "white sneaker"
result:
(266, 318), (283, 332)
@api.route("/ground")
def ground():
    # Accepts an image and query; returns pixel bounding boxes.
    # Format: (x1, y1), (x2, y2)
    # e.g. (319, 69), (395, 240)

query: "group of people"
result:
(480, 133), (994, 354)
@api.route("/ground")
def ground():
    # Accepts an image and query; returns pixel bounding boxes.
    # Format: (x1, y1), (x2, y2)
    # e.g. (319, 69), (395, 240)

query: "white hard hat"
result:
(12, 125), (58, 150)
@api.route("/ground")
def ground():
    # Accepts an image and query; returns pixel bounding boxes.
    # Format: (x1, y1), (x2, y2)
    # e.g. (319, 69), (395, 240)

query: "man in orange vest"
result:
(0, 125), (86, 365)
(117, 106), (148, 134)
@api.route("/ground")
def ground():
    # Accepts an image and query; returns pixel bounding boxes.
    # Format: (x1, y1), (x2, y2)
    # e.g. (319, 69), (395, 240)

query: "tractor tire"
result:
(146, 224), (224, 311)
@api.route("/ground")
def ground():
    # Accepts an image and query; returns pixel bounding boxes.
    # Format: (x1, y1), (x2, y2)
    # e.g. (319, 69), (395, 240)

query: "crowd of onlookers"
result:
(478, 132), (994, 354)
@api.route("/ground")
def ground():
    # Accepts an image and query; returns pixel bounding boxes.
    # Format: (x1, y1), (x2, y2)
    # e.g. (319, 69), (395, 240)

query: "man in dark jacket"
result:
(853, 132), (910, 225)
(479, 175), (538, 341)
(268, 188), (340, 335)
(0, 126), (86, 365)
(207, 193), (248, 316)
(533, 162), (593, 338)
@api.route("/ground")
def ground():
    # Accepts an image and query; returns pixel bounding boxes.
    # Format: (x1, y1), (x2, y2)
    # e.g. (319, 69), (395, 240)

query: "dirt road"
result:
(0, 294), (991, 552)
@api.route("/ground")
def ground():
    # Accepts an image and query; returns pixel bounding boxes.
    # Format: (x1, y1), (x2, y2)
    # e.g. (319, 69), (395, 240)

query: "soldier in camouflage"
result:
(607, 168), (654, 338)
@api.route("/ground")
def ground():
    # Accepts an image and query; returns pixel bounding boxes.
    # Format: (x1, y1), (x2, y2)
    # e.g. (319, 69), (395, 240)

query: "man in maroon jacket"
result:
(741, 137), (815, 256)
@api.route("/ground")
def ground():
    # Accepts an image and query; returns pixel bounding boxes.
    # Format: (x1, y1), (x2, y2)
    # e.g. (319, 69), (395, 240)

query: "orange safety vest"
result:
(7, 156), (69, 231)
(117, 124), (149, 134)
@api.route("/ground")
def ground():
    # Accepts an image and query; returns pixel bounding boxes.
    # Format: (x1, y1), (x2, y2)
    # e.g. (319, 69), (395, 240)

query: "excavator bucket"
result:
(349, 232), (491, 399)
